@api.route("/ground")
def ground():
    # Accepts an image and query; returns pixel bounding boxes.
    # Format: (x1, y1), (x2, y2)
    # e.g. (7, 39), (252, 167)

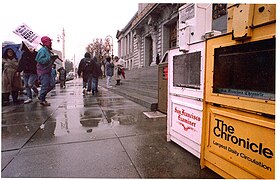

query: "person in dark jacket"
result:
(16, 42), (39, 104)
(91, 56), (102, 95)
(57, 66), (66, 88)
(78, 52), (94, 94)
(105, 56), (114, 88)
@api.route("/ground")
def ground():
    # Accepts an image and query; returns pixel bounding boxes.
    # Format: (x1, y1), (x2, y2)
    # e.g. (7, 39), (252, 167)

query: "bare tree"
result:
(86, 38), (112, 63)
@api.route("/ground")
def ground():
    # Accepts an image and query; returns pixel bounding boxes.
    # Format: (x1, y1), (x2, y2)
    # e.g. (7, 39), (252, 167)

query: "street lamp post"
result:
(105, 35), (114, 60)
(57, 28), (65, 67)
(73, 54), (76, 76)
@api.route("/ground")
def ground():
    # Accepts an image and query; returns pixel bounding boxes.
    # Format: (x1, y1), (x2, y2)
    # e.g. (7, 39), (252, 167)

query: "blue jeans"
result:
(86, 74), (93, 91)
(23, 73), (38, 99)
(50, 74), (56, 88)
(38, 73), (55, 101)
(106, 75), (112, 87)
(92, 77), (98, 93)
(82, 80), (87, 89)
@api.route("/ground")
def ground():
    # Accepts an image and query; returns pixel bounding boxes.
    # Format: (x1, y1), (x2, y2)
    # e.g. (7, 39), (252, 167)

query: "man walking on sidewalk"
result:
(105, 56), (114, 88)
(91, 56), (102, 95)
(78, 52), (94, 94)
(36, 36), (60, 106)
(58, 67), (66, 88)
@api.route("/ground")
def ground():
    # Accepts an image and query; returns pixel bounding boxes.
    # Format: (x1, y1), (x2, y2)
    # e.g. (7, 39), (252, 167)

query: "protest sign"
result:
(13, 23), (41, 50)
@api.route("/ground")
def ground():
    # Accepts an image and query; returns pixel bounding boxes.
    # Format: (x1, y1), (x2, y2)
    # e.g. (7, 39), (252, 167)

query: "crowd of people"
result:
(2, 36), (64, 106)
(2, 36), (126, 107)
(104, 56), (125, 88)
(77, 52), (125, 95)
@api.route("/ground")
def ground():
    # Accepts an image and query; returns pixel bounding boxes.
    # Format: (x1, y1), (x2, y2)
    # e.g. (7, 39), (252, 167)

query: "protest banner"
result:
(13, 23), (41, 50)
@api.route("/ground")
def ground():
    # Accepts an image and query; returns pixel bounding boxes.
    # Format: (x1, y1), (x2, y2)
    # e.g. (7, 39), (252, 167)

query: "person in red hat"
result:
(35, 36), (59, 106)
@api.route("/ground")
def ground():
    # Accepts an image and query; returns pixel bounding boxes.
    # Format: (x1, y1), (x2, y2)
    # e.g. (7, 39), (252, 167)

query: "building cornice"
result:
(131, 3), (159, 30)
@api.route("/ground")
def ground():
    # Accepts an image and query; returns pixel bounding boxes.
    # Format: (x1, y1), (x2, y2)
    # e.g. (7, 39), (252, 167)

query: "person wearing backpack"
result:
(58, 66), (66, 88)
(35, 36), (60, 106)
(78, 52), (94, 94)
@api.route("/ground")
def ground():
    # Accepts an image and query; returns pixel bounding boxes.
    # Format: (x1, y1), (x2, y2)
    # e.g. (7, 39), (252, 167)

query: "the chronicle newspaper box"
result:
(200, 4), (276, 179)
(167, 3), (214, 158)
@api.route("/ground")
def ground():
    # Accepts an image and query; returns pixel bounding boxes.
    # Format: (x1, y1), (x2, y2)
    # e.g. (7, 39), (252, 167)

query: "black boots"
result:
(116, 80), (121, 85)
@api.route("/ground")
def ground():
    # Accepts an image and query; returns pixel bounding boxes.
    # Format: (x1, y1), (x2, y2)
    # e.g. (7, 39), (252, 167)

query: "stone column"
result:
(136, 34), (142, 68)
(150, 28), (158, 66)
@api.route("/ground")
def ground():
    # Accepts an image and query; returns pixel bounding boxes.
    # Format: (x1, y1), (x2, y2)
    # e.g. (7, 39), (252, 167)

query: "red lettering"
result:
(177, 115), (196, 127)
(174, 107), (181, 114)
(175, 107), (201, 122)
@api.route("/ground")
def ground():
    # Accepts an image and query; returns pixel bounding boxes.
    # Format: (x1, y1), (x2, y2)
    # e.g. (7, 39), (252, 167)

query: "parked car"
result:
(66, 72), (75, 81)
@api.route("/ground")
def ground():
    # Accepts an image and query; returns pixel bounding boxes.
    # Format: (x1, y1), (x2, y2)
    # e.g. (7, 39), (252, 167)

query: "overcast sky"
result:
(1, 0), (139, 65)
(1, 0), (277, 65)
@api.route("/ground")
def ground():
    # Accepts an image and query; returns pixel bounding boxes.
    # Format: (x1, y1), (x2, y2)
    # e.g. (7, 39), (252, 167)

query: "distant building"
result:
(116, 3), (228, 70)
(116, 3), (184, 70)
(116, 13), (137, 70)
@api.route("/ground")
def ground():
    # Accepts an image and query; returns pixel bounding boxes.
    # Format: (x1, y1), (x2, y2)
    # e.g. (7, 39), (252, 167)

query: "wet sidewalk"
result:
(1, 78), (221, 178)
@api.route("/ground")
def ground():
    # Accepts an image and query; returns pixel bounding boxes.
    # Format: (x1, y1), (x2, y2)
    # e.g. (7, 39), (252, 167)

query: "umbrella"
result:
(2, 43), (23, 60)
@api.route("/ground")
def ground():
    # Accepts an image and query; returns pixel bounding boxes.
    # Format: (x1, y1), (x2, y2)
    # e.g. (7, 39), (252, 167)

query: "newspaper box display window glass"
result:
(173, 52), (201, 89)
(213, 38), (275, 100)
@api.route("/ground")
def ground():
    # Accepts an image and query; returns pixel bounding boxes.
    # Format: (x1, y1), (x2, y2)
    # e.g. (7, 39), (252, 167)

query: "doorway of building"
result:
(144, 36), (153, 66)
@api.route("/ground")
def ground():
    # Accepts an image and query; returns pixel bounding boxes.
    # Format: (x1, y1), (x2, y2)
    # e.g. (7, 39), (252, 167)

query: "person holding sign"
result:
(35, 36), (62, 106)
(16, 42), (39, 104)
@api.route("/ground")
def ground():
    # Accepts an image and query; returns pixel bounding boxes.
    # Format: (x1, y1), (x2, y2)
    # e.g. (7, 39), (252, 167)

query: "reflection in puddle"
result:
(80, 119), (100, 127)
(110, 115), (136, 127)
(86, 129), (93, 133)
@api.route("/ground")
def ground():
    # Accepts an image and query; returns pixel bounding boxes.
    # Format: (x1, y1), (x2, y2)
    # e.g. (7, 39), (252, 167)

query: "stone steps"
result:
(99, 66), (159, 111)
(115, 82), (158, 99)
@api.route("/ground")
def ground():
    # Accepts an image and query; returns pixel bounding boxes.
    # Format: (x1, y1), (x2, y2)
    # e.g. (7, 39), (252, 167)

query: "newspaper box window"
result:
(213, 38), (275, 100)
(173, 52), (201, 89)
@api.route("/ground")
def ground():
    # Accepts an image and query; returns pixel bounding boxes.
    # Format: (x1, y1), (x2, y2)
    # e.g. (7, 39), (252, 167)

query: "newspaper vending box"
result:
(166, 3), (213, 158)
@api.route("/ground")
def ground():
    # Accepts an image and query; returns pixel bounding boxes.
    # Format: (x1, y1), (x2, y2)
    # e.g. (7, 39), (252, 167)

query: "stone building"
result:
(116, 3), (184, 70)
(116, 3), (228, 70)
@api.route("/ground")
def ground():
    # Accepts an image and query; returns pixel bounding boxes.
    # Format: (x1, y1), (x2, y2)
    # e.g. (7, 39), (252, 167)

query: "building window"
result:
(170, 23), (177, 48)
(212, 4), (227, 20)
(213, 38), (275, 100)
